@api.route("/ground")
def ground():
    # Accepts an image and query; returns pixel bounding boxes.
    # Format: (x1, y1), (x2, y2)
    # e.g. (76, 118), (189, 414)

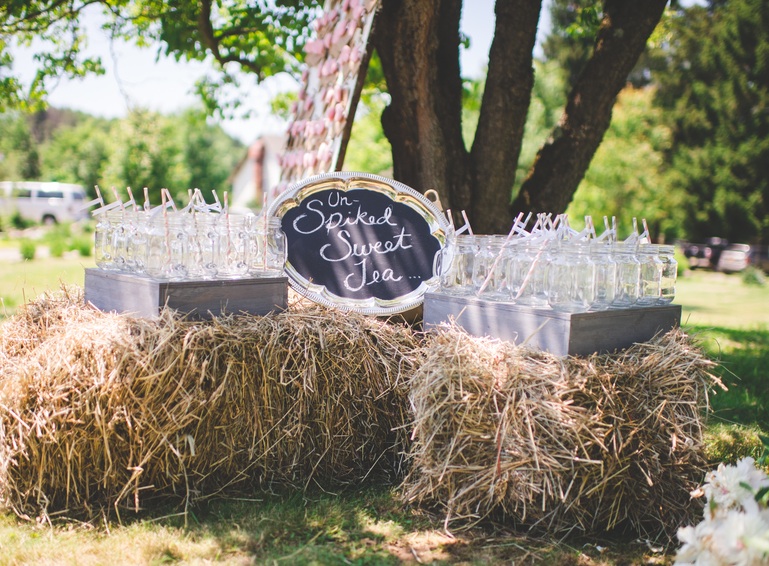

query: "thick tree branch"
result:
(196, 0), (264, 75)
(470, 0), (541, 232)
(511, 0), (668, 215)
(374, 0), (467, 208)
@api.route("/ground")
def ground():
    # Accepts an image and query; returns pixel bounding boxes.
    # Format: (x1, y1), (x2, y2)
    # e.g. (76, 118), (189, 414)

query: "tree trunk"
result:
(373, 0), (668, 234)
(511, 0), (669, 215)
(372, 0), (469, 218)
(470, 0), (541, 233)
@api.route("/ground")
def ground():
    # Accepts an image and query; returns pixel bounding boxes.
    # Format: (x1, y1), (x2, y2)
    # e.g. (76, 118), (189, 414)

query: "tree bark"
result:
(470, 0), (541, 233)
(511, 0), (669, 215)
(373, 0), (668, 234)
(372, 0), (469, 215)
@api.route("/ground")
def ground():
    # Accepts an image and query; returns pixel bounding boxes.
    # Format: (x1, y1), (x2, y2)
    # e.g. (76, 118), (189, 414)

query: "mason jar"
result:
(166, 213), (190, 280)
(509, 240), (551, 307)
(637, 244), (664, 306)
(144, 214), (170, 279)
(546, 241), (595, 313)
(439, 234), (478, 296)
(247, 215), (287, 277)
(611, 243), (640, 308)
(186, 212), (220, 279)
(93, 208), (120, 270)
(126, 210), (150, 274)
(473, 235), (512, 300)
(144, 213), (189, 280)
(589, 241), (616, 311)
(658, 244), (678, 304)
(218, 214), (249, 278)
(110, 210), (132, 271)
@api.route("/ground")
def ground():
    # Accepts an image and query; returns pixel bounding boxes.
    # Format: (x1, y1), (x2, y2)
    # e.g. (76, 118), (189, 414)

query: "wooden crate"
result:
(84, 268), (288, 319)
(423, 292), (682, 356)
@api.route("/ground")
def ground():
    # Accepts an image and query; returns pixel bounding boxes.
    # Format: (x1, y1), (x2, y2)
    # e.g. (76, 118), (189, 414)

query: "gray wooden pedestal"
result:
(85, 268), (288, 319)
(423, 292), (682, 356)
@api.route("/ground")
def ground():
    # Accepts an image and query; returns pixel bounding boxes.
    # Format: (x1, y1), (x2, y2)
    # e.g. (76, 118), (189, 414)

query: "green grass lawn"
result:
(676, 269), (769, 328)
(0, 256), (94, 317)
(0, 263), (767, 564)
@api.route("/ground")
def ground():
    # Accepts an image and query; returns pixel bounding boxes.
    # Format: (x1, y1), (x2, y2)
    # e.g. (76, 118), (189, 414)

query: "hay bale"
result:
(0, 288), (417, 518)
(402, 325), (723, 539)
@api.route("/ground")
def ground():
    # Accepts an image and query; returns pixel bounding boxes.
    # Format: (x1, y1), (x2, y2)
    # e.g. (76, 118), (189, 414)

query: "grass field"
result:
(676, 269), (769, 328)
(0, 256), (94, 316)
(0, 258), (767, 564)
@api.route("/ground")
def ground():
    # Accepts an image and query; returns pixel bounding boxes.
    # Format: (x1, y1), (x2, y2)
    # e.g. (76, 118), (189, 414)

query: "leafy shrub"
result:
(45, 222), (72, 241)
(674, 246), (688, 277)
(44, 224), (71, 258)
(19, 239), (36, 261)
(71, 236), (93, 257)
(742, 266), (766, 287)
(11, 211), (33, 230)
(48, 238), (66, 258)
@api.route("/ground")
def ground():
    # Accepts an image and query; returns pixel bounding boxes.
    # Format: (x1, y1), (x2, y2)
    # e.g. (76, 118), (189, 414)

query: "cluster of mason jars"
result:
(437, 234), (677, 313)
(93, 207), (287, 280)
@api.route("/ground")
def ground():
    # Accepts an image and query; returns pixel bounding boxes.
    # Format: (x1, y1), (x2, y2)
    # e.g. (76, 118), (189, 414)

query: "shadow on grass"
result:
(108, 485), (665, 565)
(687, 325), (769, 430)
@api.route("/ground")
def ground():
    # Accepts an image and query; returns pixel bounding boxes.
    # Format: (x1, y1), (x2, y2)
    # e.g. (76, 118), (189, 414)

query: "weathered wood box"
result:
(84, 268), (288, 319)
(423, 292), (682, 356)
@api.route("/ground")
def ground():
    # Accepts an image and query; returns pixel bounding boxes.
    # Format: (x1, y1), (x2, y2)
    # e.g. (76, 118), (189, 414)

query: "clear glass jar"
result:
(187, 212), (220, 279)
(508, 240), (551, 307)
(218, 214), (249, 278)
(637, 244), (663, 306)
(658, 244), (677, 304)
(144, 213), (188, 280)
(110, 210), (131, 271)
(589, 241), (616, 311)
(125, 210), (149, 274)
(166, 213), (189, 280)
(473, 235), (512, 300)
(94, 207), (125, 270)
(611, 243), (640, 308)
(547, 241), (595, 313)
(144, 214), (169, 279)
(439, 234), (478, 296)
(247, 215), (287, 277)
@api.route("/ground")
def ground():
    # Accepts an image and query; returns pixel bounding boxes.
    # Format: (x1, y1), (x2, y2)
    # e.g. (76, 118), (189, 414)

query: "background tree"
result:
(1, 107), (243, 204)
(39, 113), (113, 190)
(0, 113), (40, 180)
(541, 0), (600, 94)
(565, 87), (682, 241)
(652, 0), (769, 244)
(1, 0), (668, 233)
(99, 109), (242, 203)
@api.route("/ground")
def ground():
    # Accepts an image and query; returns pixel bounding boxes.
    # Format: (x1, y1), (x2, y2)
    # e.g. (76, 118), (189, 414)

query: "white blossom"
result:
(675, 458), (769, 566)
(702, 458), (769, 519)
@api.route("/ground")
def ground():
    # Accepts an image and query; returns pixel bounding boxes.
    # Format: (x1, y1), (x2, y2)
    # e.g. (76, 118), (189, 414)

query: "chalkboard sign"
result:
(267, 172), (450, 315)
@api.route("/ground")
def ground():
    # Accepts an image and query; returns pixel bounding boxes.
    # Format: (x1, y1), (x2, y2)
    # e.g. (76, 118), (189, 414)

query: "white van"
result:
(0, 181), (89, 224)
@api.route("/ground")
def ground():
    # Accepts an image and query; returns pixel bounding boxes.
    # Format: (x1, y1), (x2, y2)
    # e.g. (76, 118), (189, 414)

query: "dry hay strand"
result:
(0, 288), (418, 519)
(402, 325), (723, 540)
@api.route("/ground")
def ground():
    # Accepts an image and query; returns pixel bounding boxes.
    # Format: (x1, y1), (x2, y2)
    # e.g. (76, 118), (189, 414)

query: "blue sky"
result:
(12, 1), (545, 144)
